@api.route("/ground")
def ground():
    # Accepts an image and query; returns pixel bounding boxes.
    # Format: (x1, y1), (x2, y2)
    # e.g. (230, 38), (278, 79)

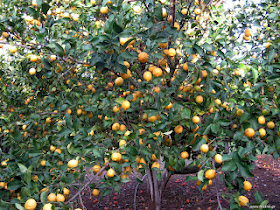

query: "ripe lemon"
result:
(41, 160), (46, 166)
(214, 154), (223, 164)
(158, 42), (168, 48)
(244, 128), (255, 138)
(2, 31), (9, 38)
(181, 8), (187, 15)
(258, 116), (266, 125)
(115, 77), (124, 86)
(148, 115), (157, 123)
(243, 35), (250, 41)
(29, 68), (36, 75)
(45, 117), (52, 124)
(205, 169), (216, 179)
(119, 37), (133, 46)
(119, 124), (126, 131)
(63, 188), (70, 195)
(47, 193), (57, 202)
(133, 5), (141, 14)
(107, 168), (115, 177)
(202, 185), (207, 191)
(121, 69), (131, 79)
(200, 144), (209, 153)
(152, 67), (162, 77)
(50, 145), (56, 151)
(192, 116), (200, 124)
(151, 162), (160, 169)
(42, 203), (52, 210)
(67, 159), (78, 168)
(138, 52), (149, 63)
(215, 99), (221, 105)
(30, 55), (38, 62)
(162, 8), (167, 18)
(123, 61), (130, 68)
(244, 28), (251, 37)
(56, 193), (65, 202)
(24, 198), (37, 210)
(121, 100), (130, 110)
(113, 105), (120, 113)
(10, 46), (17, 53)
(66, 108), (72, 115)
(93, 165), (101, 173)
(111, 152), (122, 162)
(180, 151), (189, 159)
(183, 63), (188, 71)
(267, 121), (275, 129)
(174, 125), (183, 134)
(238, 195), (249, 206)
(92, 189), (100, 196)
(195, 95), (203, 104)
(259, 128), (266, 137)
(143, 71), (152, 81)
(194, 8), (201, 15)
(168, 48), (176, 57)
(243, 181), (252, 191)
(112, 122), (120, 131)
(208, 179), (213, 186)
(174, 22), (180, 30)
(164, 102), (173, 110)
(139, 128), (145, 135)
(202, 70), (208, 78)
(100, 6), (109, 14)
(50, 55), (56, 61)
(22, 124), (27, 130)
(119, 140), (127, 147)
(236, 109), (244, 116)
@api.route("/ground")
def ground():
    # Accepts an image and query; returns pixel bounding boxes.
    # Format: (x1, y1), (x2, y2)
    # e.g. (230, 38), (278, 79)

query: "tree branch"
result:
(134, 174), (147, 210)
(66, 162), (109, 204)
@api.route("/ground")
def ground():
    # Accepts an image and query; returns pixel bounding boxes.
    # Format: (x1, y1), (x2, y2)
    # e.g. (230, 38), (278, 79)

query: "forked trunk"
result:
(147, 167), (162, 210)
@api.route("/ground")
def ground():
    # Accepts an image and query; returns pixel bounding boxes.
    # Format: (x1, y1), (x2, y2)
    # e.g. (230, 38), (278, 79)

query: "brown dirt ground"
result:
(71, 155), (280, 210)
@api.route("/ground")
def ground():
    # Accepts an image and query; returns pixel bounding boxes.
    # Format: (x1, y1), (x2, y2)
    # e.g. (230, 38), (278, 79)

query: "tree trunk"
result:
(147, 167), (162, 210)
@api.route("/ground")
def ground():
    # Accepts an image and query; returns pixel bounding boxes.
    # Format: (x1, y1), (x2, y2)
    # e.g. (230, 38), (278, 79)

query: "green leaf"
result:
(112, 22), (123, 34)
(102, 188), (112, 197)
(54, 43), (65, 57)
(222, 160), (237, 171)
(254, 191), (263, 203)
(21, 187), (31, 197)
(18, 163), (27, 173)
(41, 58), (52, 70)
(7, 180), (22, 191)
(116, 97), (125, 104)
(186, 175), (198, 182)
(202, 124), (212, 135)
(268, 49), (276, 64)
(252, 67), (258, 81)
(181, 108), (191, 119)
(58, 128), (72, 138)
(197, 170), (204, 181)
(236, 163), (254, 177)
(15, 203), (25, 210)
(42, 3), (50, 14)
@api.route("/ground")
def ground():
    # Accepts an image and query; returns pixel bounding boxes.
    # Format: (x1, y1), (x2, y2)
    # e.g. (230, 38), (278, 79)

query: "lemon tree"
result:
(0, 0), (279, 209)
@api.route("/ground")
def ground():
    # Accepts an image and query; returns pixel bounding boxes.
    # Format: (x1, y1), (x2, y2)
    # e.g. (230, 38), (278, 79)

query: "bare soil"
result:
(72, 155), (280, 210)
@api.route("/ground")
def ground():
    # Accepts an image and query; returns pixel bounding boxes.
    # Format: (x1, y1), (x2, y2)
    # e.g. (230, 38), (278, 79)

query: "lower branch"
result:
(134, 174), (147, 210)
